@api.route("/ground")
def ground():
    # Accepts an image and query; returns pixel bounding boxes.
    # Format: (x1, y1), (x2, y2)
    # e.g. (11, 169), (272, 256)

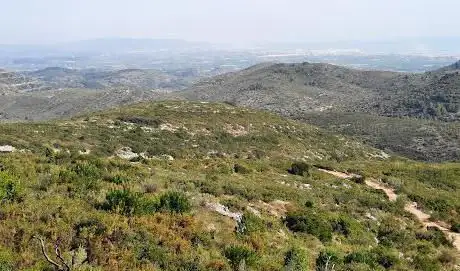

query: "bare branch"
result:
(55, 245), (71, 271)
(33, 235), (62, 270)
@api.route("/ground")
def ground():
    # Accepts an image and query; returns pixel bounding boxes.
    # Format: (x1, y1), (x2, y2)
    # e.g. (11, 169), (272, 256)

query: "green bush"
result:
(224, 245), (257, 271)
(284, 246), (309, 271)
(0, 247), (15, 271)
(233, 164), (252, 174)
(331, 217), (351, 236)
(416, 227), (452, 247)
(0, 172), (21, 203)
(102, 190), (141, 216)
(350, 175), (365, 184)
(288, 162), (311, 176)
(371, 247), (399, 269)
(237, 211), (265, 235)
(450, 223), (460, 233)
(344, 250), (376, 268)
(304, 201), (314, 208)
(157, 191), (191, 214)
(106, 175), (129, 185)
(284, 211), (332, 242)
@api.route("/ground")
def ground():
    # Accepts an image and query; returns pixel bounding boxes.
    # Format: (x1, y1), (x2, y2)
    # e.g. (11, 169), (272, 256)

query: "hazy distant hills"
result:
(24, 67), (193, 90)
(0, 69), (49, 94)
(179, 62), (460, 122)
(0, 67), (197, 121)
(436, 60), (460, 72)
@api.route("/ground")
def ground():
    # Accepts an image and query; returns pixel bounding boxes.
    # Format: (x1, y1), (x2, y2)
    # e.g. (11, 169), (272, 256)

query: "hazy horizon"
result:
(2, 0), (460, 46)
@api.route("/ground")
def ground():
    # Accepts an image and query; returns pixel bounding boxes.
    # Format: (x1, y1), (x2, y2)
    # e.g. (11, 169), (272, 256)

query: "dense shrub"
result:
(284, 246), (309, 271)
(331, 217), (351, 236)
(0, 172), (21, 203)
(344, 250), (376, 267)
(157, 191), (191, 214)
(416, 227), (452, 247)
(350, 175), (365, 184)
(377, 216), (410, 247)
(450, 223), (460, 233)
(304, 201), (314, 208)
(288, 162), (311, 176)
(233, 164), (251, 174)
(102, 190), (141, 216)
(117, 116), (162, 127)
(224, 245), (256, 271)
(371, 247), (400, 269)
(284, 211), (332, 242)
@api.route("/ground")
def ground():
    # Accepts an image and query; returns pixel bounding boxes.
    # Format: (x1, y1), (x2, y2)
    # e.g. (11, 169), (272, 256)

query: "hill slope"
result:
(0, 67), (195, 121)
(0, 101), (458, 270)
(179, 62), (460, 121)
(175, 62), (460, 161)
(0, 69), (48, 94)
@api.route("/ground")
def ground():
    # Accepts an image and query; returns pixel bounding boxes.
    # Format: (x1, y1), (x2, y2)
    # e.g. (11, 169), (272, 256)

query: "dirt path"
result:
(318, 168), (460, 251)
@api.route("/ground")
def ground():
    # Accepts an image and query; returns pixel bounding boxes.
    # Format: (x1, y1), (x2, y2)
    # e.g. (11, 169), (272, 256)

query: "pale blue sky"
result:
(1, 0), (459, 44)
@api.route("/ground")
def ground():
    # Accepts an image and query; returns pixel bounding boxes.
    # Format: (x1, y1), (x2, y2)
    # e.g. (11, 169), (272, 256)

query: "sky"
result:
(1, 0), (460, 45)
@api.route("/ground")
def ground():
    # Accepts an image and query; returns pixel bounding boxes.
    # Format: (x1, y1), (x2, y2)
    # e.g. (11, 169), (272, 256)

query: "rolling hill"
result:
(174, 61), (460, 161)
(179, 61), (460, 121)
(0, 101), (458, 270)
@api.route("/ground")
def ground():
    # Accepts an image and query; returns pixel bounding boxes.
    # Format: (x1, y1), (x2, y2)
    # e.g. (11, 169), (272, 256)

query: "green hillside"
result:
(175, 62), (460, 161)
(0, 101), (458, 270)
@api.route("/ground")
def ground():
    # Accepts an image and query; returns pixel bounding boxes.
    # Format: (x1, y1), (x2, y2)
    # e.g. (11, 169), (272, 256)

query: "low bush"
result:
(284, 246), (309, 271)
(350, 175), (365, 184)
(224, 245), (257, 271)
(288, 162), (311, 176)
(106, 175), (129, 185)
(315, 250), (341, 271)
(450, 223), (460, 233)
(102, 190), (141, 216)
(416, 227), (452, 247)
(157, 191), (191, 214)
(0, 172), (22, 203)
(233, 164), (251, 174)
(284, 211), (332, 242)
(331, 217), (351, 236)
(237, 211), (265, 235)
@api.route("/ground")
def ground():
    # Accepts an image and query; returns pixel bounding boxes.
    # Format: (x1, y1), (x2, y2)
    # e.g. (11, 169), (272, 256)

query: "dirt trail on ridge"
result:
(317, 168), (460, 251)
